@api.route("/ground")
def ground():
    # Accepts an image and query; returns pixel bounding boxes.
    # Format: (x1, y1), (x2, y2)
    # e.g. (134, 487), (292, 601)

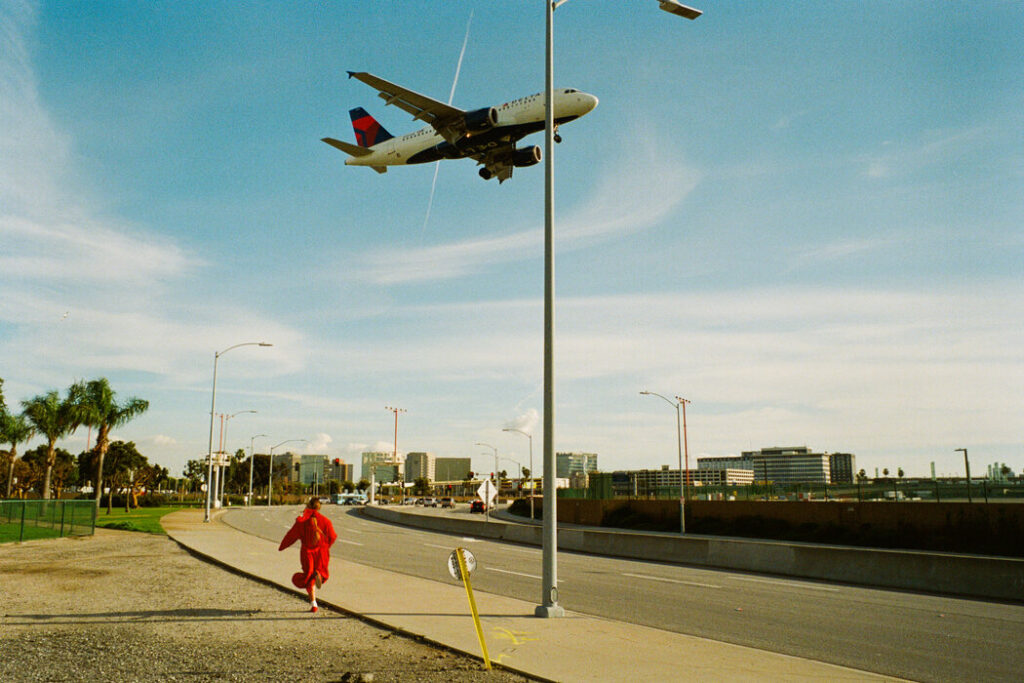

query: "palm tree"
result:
(1, 412), (36, 498)
(73, 379), (149, 507)
(21, 390), (78, 499)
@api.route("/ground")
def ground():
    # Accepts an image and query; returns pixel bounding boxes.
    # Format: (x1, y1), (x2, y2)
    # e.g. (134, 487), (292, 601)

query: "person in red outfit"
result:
(279, 497), (337, 613)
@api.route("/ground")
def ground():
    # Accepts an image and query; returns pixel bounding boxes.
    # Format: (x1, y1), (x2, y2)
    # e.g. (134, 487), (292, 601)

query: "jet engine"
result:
(512, 145), (542, 167)
(464, 107), (498, 133)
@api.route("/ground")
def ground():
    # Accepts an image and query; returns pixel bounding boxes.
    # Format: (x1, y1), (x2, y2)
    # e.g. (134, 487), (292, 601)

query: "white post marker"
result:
(448, 548), (490, 670)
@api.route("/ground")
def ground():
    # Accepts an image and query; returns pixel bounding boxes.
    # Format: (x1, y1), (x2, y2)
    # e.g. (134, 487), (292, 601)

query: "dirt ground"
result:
(0, 529), (533, 682)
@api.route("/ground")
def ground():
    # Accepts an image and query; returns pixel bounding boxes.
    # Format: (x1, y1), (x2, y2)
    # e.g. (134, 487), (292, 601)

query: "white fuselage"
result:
(345, 89), (598, 167)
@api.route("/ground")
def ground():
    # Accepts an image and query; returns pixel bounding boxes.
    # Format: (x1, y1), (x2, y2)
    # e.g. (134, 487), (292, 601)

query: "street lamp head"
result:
(658, 1), (702, 20)
(258, 342), (273, 347)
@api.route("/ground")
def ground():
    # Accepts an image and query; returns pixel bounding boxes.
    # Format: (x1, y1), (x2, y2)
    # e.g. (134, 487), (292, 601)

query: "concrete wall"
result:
(552, 499), (1024, 556)
(362, 505), (1024, 602)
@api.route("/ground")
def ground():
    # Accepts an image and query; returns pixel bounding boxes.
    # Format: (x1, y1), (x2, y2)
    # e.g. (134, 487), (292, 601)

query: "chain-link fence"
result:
(0, 500), (97, 543)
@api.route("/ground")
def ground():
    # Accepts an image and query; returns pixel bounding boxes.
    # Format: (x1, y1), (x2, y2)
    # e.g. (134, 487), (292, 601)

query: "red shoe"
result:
(310, 605), (318, 613)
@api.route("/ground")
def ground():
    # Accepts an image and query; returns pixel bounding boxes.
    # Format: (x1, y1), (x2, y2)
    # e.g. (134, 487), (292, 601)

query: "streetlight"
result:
(268, 439), (308, 506)
(504, 427), (535, 520)
(217, 409), (256, 508)
(204, 341), (272, 523)
(476, 442), (499, 522)
(955, 448), (971, 503)
(248, 433), (267, 505)
(538, 0), (700, 618)
(640, 391), (689, 534)
(386, 406), (407, 502)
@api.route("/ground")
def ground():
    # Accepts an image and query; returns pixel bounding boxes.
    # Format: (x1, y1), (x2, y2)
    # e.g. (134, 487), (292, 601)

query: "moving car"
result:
(440, 497), (455, 508)
(470, 500), (486, 514)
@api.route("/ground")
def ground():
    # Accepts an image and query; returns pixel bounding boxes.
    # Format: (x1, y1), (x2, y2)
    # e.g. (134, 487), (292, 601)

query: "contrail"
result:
(421, 10), (473, 242)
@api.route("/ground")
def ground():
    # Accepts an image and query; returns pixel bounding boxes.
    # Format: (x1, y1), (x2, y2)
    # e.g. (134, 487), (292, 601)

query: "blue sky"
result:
(2, 0), (1022, 480)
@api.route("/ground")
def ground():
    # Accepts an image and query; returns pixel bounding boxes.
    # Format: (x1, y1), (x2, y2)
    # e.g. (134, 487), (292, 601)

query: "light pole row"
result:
(205, 342), (272, 523)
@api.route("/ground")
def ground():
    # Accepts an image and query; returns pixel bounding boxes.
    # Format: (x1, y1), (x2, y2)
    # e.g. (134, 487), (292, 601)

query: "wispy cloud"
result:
(0, 10), (301, 391)
(346, 132), (701, 285)
(859, 126), (994, 180)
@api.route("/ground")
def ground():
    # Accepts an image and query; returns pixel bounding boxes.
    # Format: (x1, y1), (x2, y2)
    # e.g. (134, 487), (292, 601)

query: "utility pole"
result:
(955, 448), (971, 503)
(386, 406), (406, 503)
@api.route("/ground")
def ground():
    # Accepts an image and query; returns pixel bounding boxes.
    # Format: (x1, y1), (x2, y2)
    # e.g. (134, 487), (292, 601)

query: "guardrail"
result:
(0, 499), (97, 543)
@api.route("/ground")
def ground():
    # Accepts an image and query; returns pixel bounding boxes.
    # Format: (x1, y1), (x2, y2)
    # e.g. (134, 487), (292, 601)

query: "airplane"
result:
(322, 71), (598, 183)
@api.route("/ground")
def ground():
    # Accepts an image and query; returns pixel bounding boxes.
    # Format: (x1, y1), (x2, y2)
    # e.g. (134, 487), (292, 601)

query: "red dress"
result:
(278, 509), (337, 589)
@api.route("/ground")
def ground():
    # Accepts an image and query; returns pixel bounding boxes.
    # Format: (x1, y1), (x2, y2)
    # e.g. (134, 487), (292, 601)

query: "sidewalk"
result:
(163, 508), (897, 682)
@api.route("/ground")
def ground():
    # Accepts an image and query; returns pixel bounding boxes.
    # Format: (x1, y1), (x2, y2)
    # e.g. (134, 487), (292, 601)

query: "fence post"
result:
(19, 500), (27, 543)
(59, 501), (67, 537)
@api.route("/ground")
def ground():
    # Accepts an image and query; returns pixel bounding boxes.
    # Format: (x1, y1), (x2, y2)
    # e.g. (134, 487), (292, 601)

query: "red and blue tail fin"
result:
(349, 107), (393, 148)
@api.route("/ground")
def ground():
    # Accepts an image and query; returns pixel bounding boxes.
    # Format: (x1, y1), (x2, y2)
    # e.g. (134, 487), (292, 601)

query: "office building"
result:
(556, 452), (598, 479)
(361, 451), (404, 482)
(828, 453), (856, 484)
(328, 458), (353, 483)
(298, 454), (329, 486)
(745, 447), (830, 485)
(435, 457), (472, 482)
(404, 452), (435, 482)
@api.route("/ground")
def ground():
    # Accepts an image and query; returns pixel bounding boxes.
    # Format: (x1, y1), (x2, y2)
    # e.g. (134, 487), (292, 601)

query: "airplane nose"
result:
(584, 93), (599, 112)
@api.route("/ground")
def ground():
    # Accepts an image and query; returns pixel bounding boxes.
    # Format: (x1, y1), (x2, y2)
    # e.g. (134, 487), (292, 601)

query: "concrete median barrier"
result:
(362, 505), (1024, 602)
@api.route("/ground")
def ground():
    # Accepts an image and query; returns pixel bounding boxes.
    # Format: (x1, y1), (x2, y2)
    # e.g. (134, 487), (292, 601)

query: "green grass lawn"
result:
(94, 506), (183, 535)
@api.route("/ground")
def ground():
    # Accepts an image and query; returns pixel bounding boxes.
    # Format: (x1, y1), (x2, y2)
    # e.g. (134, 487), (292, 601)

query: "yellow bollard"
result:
(453, 547), (490, 670)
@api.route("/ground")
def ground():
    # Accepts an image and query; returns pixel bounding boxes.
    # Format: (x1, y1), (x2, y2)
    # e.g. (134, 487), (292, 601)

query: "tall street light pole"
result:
(204, 341), (272, 523)
(504, 428), (535, 520)
(640, 391), (687, 534)
(955, 448), (971, 503)
(539, 0), (700, 618)
(248, 433), (267, 505)
(268, 438), (308, 506)
(676, 395), (692, 503)
(386, 406), (406, 502)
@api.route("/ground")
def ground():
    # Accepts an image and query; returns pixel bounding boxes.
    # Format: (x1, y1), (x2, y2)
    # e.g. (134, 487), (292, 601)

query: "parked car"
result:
(470, 500), (486, 514)
(440, 497), (455, 508)
(422, 497), (438, 507)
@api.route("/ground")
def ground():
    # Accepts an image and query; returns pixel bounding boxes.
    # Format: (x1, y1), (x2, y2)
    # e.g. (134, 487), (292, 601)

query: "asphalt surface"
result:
(225, 504), (1024, 682)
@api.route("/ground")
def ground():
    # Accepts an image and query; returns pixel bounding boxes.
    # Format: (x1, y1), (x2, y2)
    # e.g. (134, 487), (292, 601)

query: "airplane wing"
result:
(347, 71), (466, 143)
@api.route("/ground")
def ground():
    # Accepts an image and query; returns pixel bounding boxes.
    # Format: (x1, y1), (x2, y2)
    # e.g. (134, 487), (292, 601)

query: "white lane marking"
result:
(423, 543), (456, 551)
(461, 537), (480, 542)
(622, 572), (720, 589)
(486, 567), (545, 580)
(732, 576), (840, 592)
(336, 538), (363, 547)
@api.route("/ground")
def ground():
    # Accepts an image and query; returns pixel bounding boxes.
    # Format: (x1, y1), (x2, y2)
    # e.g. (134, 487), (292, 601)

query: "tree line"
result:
(0, 377), (157, 508)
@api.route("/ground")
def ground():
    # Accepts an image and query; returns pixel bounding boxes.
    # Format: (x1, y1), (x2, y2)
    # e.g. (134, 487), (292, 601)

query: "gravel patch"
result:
(0, 529), (532, 682)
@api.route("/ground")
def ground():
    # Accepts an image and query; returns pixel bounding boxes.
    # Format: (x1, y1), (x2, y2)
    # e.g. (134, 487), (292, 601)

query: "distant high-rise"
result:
(404, 452), (435, 482)
(556, 452), (598, 478)
(828, 453), (855, 484)
(361, 451), (403, 482)
(435, 457), (473, 482)
(743, 447), (830, 485)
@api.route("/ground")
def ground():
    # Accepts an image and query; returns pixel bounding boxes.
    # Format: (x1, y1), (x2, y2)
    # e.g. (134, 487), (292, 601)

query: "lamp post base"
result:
(534, 604), (565, 618)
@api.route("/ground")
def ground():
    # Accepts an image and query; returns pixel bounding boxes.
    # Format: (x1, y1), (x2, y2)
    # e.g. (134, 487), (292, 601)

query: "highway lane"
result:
(225, 505), (1024, 682)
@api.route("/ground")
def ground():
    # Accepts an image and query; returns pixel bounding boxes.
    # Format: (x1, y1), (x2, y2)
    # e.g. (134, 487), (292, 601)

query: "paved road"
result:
(227, 505), (1024, 682)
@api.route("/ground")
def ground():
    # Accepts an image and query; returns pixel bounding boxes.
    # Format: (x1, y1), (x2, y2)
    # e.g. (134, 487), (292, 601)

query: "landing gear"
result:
(553, 133), (562, 143)
(479, 168), (493, 180)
